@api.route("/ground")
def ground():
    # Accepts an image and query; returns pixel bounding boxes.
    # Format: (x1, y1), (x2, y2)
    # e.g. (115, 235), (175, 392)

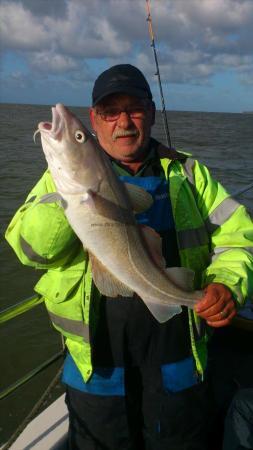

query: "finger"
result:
(205, 300), (236, 326)
(195, 293), (219, 313)
(195, 284), (232, 314)
(196, 297), (226, 319)
(205, 299), (236, 322)
(207, 308), (237, 328)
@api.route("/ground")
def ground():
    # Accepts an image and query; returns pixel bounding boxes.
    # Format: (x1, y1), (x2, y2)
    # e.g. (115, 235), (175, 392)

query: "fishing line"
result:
(145, 0), (172, 148)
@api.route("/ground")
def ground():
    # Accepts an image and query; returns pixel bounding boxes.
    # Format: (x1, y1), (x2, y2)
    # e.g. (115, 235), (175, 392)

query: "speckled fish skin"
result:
(37, 103), (203, 323)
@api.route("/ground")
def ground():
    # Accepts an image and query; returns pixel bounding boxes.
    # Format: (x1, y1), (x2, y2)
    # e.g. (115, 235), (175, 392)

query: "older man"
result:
(6, 64), (253, 450)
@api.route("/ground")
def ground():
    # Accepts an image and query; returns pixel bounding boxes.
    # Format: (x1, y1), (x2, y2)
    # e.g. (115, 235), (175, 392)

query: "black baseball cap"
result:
(92, 64), (153, 106)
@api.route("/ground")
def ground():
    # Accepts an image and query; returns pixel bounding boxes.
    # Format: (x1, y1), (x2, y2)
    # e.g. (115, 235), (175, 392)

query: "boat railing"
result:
(231, 181), (253, 198)
(0, 295), (65, 449)
(0, 295), (65, 401)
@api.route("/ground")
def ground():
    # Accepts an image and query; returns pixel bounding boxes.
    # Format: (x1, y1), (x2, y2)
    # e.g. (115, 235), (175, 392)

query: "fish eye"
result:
(75, 130), (86, 143)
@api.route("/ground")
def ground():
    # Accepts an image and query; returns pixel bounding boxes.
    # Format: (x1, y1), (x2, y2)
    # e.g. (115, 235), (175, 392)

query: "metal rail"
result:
(231, 181), (253, 198)
(0, 295), (64, 401)
(0, 351), (64, 400)
(0, 294), (43, 324)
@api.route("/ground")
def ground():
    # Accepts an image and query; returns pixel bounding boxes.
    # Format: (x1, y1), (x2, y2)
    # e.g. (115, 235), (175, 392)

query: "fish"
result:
(35, 103), (203, 323)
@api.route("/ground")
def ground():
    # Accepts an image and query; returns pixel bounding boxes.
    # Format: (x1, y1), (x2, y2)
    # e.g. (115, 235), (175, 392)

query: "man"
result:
(5, 64), (253, 450)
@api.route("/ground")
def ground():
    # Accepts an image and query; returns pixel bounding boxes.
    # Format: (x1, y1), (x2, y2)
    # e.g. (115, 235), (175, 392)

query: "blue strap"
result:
(62, 354), (125, 396)
(120, 175), (174, 231)
(161, 356), (198, 392)
(63, 354), (198, 396)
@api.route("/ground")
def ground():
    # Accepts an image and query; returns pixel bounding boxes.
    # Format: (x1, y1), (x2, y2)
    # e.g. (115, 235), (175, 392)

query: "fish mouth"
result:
(34, 103), (64, 142)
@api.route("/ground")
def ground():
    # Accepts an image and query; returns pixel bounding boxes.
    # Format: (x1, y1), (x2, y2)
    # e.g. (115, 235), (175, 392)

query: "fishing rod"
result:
(231, 181), (253, 198)
(145, 0), (172, 149)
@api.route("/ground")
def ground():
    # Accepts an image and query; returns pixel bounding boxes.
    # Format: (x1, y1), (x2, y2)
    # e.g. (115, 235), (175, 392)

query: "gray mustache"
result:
(112, 129), (138, 141)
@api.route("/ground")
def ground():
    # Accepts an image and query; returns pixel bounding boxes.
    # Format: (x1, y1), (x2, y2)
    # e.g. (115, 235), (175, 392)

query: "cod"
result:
(36, 103), (203, 323)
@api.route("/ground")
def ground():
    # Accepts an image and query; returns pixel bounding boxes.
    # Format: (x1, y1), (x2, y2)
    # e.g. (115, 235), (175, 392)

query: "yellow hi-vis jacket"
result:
(5, 150), (253, 382)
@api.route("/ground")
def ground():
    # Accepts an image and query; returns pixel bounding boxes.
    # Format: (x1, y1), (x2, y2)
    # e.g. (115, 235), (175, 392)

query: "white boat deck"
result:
(9, 394), (68, 450)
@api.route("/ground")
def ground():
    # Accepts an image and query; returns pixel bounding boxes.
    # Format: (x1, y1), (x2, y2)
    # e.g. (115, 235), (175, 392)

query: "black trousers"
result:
(65, 297), (213, 449)
(65, 366), (212, 450)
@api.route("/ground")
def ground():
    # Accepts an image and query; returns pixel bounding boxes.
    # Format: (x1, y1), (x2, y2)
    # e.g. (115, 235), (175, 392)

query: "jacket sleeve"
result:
(193, 159), (253, 305)
(5, 170), (80, 269)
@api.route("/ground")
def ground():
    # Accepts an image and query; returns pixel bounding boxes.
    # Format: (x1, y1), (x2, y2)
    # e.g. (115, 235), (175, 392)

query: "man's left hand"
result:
(194, 283), (237, 327)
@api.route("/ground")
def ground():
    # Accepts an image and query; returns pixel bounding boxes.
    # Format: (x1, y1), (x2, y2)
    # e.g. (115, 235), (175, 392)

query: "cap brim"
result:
(92, 86), (150, 106)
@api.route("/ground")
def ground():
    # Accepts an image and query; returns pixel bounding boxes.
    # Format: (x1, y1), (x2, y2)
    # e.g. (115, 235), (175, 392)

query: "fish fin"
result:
(39, 192), (67, 208)
(144, 300), (182, 323)
(89, 252), (133, 297)
(124, 183), (153, 213)
(80, 189), (96, 208)
(139, 225), (166, 268)
(165, 267), (195, 292)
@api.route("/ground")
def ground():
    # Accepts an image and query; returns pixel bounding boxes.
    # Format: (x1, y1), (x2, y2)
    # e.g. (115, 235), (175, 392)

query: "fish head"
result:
(37, 103), (103, 194)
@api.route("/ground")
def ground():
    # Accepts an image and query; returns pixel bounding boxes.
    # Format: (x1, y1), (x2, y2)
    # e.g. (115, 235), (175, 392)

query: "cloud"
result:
(0, 70), (34, 92)
(17, 0), (68, 18)
(0, 1), (52, 51)
(0, 0), (132, 58)
(30, 51), (78, 73)
(0, 0), (253, 92)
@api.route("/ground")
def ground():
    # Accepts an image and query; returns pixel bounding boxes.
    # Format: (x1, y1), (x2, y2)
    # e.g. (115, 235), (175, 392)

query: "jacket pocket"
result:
(35, 268), (84, 303)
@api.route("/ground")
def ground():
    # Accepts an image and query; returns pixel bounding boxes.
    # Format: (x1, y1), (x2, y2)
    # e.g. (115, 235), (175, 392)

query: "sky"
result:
(0, 0), (253, 112)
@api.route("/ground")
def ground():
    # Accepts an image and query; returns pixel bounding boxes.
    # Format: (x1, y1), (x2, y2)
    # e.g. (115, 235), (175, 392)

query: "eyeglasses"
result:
(95, 105), (148, 122)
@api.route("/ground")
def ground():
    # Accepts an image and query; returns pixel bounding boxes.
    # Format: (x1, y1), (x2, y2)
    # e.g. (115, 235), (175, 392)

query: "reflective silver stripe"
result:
(177, 225), (209, 250)
(180, 158), (210, 249)
(212, 246), (253, 261)
(205, 197), (240, 233)
(182, 158), (195, 186)
(182, 158), (240, 233)
(49, 311), (90, 342)
(213, 246), (253, 255)
(20, 236), (50, 264)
